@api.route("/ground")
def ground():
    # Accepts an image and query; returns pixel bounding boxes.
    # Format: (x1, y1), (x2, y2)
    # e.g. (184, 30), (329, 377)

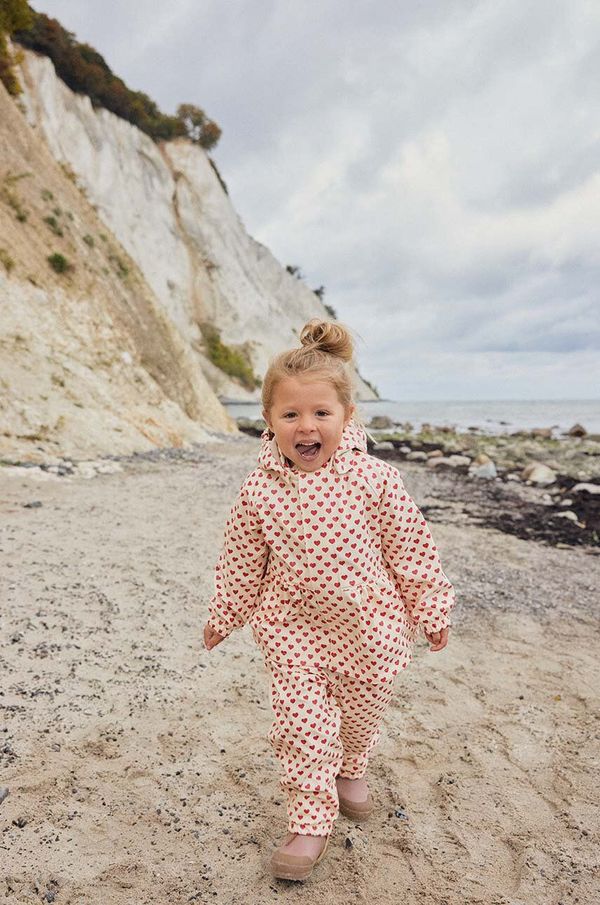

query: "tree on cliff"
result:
(11, 6), (222, 149)
(176, 103), (222, 150)
(0, 0), (33, 95)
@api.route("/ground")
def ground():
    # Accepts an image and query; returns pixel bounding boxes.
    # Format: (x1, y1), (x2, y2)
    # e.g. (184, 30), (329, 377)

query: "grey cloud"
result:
(34, 0), (600, 398)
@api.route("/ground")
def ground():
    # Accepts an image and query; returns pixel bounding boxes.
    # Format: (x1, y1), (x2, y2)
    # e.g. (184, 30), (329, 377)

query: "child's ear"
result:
(344, 405), (356, 427)
(262, 409), (272, 430)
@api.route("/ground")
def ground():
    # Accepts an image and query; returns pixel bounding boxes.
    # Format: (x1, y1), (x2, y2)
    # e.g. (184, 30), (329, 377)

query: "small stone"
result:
(407, 451), (427, 462)
(521, 462), (556, 485)
(531, 427), (553, 438)
(554, 511), (579, 522)
(427, 456), (451, 468)
(345, 836), (353, 848)
(394, 808), (409, 820)
(469, 461), (497, 479)
(23, 500), (43, 508)
(427, 449), (444, 458)
(571, 483), (600, 495)
(428, 454), (470, 469)
(368, 416), (393, 429)
(375, 441), (394, 451)
(0, 788), (9, 805)
(568, 423), (587, 437)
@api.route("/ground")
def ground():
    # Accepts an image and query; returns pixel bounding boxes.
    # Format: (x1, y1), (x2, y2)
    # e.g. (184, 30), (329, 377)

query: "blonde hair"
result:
(262, 319), (358, 418)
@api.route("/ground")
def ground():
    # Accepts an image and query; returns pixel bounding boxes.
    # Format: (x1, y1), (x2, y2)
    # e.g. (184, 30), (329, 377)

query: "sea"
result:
(222, 398), (600, 436)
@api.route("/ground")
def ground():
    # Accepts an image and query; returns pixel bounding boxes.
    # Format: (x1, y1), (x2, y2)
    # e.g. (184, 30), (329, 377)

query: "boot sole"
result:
(270, 836), (329, 881)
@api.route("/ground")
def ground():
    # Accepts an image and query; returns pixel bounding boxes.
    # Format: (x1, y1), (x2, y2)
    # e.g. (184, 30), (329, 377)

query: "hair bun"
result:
(299, 319), (354, 363)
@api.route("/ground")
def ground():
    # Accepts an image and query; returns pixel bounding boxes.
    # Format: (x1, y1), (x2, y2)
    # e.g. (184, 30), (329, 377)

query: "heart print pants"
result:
(266, 662), (397, 836)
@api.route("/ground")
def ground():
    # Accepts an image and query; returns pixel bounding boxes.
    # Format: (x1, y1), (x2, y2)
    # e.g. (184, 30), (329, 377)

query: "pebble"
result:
(469, 461), (497, 479)
(368, 416), (394, 430)
(394, 808), (409, 820)
(0, 787), (9, 805)
(521, 462), (556, 485)
(427, 454), (471, 470)
(554, 511), (579, 523)
(571, 483), (600, 495)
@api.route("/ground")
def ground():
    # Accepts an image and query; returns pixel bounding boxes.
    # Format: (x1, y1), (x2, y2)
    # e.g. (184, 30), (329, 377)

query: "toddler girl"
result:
(203, 319), (455, 881)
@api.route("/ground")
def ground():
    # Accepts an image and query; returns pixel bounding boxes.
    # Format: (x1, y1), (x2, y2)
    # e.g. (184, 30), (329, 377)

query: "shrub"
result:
(108, 253), (129, 278)
(200, 322), (260, 391)
(41, 188), (54, 201)
(0, 247), (15, 273)
(47, 252), (71, 273)
(43, 215), (63, 236)
(1, 184), (28, 222)
(83, 234), (94, 247)
(14, 13), (221, 147)
(0, 0), (33, 95)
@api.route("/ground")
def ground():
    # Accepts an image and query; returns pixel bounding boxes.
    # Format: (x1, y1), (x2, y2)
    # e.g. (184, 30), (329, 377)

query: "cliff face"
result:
(0, 48), (375, 463)
(18, 50), (376, 401)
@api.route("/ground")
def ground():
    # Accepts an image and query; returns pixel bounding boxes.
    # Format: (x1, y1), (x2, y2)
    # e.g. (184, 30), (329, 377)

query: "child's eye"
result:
(316, 411), (330, 417)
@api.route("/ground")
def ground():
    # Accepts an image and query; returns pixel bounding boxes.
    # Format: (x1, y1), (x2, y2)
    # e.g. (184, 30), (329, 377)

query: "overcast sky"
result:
(34, 0), (600, 400)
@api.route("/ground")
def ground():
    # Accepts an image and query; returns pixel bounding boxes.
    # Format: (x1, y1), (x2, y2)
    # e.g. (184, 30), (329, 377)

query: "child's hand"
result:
(203, 623), (225, 651)
(424, 626), (450, 652)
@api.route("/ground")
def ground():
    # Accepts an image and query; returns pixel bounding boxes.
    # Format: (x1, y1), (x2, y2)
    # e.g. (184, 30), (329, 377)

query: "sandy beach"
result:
(1, 433), (599, 904)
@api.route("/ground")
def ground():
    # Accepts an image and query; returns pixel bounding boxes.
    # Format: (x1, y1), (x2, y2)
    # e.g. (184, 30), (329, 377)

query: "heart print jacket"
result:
(207, 419), (456, 683)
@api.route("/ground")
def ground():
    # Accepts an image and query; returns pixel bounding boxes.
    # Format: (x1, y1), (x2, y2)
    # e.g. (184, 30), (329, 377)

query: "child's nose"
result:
(298, 414), (317, 433)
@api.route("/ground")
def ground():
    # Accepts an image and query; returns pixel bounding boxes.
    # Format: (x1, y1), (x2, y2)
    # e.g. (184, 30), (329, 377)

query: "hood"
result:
(257, 418), (370, 482)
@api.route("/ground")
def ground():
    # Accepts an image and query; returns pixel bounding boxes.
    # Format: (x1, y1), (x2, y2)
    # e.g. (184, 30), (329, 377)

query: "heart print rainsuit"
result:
(207, 419), (456, 835)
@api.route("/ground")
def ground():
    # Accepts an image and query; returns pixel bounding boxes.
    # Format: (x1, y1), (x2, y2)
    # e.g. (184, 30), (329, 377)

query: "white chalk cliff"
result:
(0, 48), (375, 462)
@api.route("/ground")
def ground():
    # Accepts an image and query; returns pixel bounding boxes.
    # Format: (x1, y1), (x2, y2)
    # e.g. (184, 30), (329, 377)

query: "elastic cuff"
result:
(337, 766), (367, 779)
(420, 618), (452, 634)
(207, 615), (236, 638)
(288, 820), (333, 836)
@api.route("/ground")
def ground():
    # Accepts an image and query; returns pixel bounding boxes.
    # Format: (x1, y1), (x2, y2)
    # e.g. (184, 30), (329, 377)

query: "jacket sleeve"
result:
(379, 468), (455, 633)
(207, 483), (270, 638)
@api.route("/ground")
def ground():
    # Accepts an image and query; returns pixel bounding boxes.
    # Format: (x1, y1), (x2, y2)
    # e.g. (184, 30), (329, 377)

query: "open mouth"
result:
(296, 442), (321, 461)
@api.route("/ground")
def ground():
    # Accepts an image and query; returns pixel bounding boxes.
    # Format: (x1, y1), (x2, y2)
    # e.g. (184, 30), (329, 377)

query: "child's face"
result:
(263, 375), (354, 472)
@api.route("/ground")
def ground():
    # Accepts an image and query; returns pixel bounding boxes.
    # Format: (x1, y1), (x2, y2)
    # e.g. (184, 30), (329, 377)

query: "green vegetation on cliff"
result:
(200, 323), (260, 392)
(1, 2), (221, 148)
(0, 0), (33, 95)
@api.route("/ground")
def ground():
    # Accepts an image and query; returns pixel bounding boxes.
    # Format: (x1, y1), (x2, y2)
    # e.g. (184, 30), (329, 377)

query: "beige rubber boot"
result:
(270, 832), (330, 881)
(336, 778), (375, 820)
